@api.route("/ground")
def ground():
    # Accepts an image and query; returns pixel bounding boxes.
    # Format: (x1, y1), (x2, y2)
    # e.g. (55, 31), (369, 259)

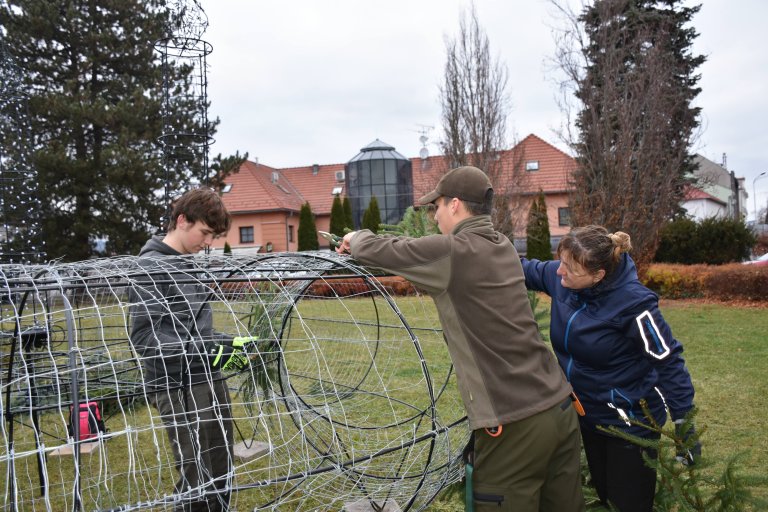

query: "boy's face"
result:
(175, 215), (218, 254)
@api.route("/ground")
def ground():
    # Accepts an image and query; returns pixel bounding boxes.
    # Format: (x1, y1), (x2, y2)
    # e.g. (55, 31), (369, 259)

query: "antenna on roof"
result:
(416, 124), (434, 160)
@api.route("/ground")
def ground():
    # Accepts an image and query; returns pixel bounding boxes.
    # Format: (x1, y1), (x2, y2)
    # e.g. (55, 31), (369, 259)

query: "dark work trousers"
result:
(472, 397), (585, 512)
(580, 425), (658, 512)
(152, 378), (234, 512)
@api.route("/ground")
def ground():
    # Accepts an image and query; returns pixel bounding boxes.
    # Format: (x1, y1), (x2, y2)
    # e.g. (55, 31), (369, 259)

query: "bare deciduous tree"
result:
(550, 0), (705, 265)
(439, 4), (528, 237)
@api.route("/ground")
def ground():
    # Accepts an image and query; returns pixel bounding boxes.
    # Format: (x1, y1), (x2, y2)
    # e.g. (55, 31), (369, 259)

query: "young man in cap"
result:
(337, 166), (584, 511)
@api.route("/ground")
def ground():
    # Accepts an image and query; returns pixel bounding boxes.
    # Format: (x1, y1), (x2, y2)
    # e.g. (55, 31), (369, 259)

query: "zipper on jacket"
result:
(563, 302), (587, 381)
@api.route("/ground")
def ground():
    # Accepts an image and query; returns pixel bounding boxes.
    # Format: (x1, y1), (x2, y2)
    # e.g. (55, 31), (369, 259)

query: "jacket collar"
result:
(578, 253), (638, 299)
(451, 214), (494, 235)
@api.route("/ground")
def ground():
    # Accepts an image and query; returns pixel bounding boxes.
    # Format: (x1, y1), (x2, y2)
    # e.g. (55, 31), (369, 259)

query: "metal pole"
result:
(63, 293), (82, 512)
(753, 172), (767, 222)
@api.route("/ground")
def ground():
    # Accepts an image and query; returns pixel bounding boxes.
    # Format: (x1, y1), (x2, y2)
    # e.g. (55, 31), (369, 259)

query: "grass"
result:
(429, 298), (768, 511)
(2, 294), (766, 510)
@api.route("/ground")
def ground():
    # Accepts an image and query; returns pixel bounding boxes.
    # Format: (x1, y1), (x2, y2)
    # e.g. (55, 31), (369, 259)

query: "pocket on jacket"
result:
(474, 486), (512, 510)
(609, 387), (636, 421)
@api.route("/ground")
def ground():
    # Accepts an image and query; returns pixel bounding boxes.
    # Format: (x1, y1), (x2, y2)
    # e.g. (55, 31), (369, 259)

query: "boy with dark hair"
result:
(130, 187), (252, 512)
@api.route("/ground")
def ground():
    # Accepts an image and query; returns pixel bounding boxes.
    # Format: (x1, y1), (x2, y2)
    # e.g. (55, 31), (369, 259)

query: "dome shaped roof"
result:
(348, 139), (408, 163)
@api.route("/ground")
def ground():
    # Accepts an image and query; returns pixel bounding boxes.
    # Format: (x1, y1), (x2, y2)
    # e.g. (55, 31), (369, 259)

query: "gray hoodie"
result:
(129, 236), (231, 388)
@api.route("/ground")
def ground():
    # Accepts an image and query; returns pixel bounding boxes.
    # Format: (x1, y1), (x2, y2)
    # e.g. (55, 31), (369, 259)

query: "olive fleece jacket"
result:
(350, 215), (571, 429)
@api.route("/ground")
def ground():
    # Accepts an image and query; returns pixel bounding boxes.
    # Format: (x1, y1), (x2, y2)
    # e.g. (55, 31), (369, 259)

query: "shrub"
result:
(342, 196), (354, 230)
(655, 217), (755, 265)
(329, 194), (345, 239)
(643, 263), (768, 302)
(643, 263), (709, 299)
(704, 263), (768, 301)
(753, 232), (768, 257)
(526, 191), (552, 261)
(379, 206), (438, 238)
(298, 202), (319, 251)
(655, 217), (699, 264)
(306, 276), (417, 298)
(697, 217), (755, 264)
(362, 196), (381, 234)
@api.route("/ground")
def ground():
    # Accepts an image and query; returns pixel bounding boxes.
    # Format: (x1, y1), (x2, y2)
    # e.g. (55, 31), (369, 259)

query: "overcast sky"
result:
(199, 1), (768, 221)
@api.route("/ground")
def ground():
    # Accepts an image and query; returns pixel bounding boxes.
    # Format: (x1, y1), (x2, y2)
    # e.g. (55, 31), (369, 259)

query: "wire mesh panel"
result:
(0, 252), (468, 511)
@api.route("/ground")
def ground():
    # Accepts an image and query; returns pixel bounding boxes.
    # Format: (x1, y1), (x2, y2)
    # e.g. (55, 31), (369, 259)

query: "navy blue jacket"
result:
(522, 254), (695, 437)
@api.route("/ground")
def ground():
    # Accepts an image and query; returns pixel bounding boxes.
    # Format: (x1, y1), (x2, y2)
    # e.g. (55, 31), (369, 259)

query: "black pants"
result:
(581, 426), (658, 512)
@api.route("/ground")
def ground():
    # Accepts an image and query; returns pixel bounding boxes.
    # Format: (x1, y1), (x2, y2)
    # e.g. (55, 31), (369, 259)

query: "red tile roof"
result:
(222, 161), (303, 213)
(683, 184), (727, 204)
(222, 133), (576, 214)
(279, 163), (346, 214)
(411, 134), (576, 199)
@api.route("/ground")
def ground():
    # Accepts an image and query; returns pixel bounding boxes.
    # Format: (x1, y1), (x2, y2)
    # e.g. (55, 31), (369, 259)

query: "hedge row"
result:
(642, 263), (768, 302)
(220, 276), (418, 299)
(305, 276), (417, 298)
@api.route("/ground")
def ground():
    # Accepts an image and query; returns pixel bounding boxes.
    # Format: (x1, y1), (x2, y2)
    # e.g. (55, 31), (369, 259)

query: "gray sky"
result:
(200, 1), (768, 221)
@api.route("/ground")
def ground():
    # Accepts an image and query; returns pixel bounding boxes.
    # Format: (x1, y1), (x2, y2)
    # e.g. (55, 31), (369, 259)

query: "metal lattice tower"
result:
(153, 0), (214, 231)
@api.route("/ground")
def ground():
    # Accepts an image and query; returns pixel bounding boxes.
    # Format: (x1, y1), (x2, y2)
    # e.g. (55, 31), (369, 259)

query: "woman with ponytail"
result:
(521, 225), (698, 512)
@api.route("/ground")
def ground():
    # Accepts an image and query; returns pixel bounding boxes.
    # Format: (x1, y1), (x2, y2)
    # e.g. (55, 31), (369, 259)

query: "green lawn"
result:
(2, 295), (765, 510)
(429, 299), (768, 511)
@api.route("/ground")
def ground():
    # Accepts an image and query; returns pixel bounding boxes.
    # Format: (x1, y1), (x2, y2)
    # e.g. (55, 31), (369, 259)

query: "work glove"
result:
(206, 336), (258, 371)
(232, 335), (259, 349)
(674, 419), (702, 466)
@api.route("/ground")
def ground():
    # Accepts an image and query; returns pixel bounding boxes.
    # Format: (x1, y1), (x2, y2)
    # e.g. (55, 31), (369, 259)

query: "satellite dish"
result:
(419, 134), (428, 145)
(419, 147), (429, 159)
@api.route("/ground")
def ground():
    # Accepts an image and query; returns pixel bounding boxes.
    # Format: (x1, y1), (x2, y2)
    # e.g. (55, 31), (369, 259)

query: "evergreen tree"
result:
(526, 191), (552, 260)
(379, 206), (439, 238)
(0, 0), (232, 261)
(223, 241), (232, 255)
(297, 202), (318, 251)
(342, 195), (354, 230)
(329, 194), (345, 239)
(361, 196), (381, 234)
(557, 0), (705, 265)
(601, 405), (768, 511)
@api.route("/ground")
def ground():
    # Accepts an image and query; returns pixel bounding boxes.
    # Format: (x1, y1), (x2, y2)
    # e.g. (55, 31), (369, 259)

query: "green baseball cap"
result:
(417, 165), (493, 205)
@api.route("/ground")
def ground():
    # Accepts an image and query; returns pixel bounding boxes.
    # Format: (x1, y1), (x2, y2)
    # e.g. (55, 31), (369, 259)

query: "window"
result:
(288, 225), (294, 243)
(331, 186), (343, 195)
(558, 207), (571, 227)
(525, 160), (540, 171)
(239, 226), (254, 244)
(222, 184), (232, 193)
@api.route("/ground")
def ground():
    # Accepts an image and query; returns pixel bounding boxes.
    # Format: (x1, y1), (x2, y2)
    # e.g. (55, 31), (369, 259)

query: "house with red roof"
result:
(211, 134), (577, 253)
(681, 185), (728, 220)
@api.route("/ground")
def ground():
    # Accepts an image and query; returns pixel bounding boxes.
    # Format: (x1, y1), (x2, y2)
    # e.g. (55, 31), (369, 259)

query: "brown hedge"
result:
(305, 276), (417, 298)
(642, 263), (768, 302)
